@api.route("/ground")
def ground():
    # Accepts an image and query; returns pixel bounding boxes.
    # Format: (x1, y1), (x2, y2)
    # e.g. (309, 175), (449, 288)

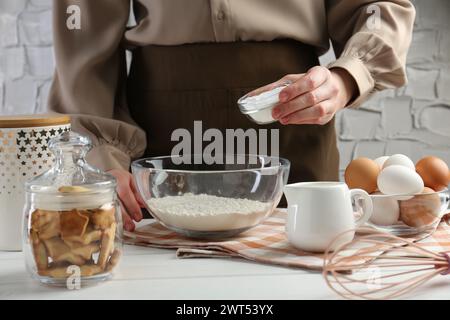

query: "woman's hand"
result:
(260, 66), (357, 125)
(107, 169), (145, 232)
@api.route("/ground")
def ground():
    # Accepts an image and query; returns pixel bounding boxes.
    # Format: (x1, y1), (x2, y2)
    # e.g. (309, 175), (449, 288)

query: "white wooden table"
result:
(1, 242), (450, 300)
(0, 244), (331, 300)
(3, 213), (450, 300)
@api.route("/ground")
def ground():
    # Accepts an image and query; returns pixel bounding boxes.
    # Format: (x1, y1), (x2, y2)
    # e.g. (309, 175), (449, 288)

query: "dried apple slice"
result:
(70, 242), (100, 260)
(39, 266), (68, 278)
(31, 210), (60, 239)
(105, 248), (122, 272)
(30, 230), (48, 271)
(63, 226), (102, 246)
(80, 264), (103, 276)
(58, 186), (90, 193)
(61, 210), (89, 238)
(55, 252), (86, 265)
(98, 222), (116, 269)
(39, 263), (103, 278)
(91, 206), (116, 230)
(43, 237), (85, 265)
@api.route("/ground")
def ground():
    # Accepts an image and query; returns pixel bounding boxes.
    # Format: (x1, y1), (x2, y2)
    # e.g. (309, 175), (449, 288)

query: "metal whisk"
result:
(322, 228), (450, 300)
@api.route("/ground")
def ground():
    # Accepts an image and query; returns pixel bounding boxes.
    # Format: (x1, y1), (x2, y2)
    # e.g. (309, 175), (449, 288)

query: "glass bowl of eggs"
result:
(345, 154), (450, 236)
(368, 188), (449, 236)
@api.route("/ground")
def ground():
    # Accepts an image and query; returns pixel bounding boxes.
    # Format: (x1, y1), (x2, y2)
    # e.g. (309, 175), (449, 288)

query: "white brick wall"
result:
(0, 0), (52, 114)
(0, 0), (449, 176)
(339, 0), (450, 180)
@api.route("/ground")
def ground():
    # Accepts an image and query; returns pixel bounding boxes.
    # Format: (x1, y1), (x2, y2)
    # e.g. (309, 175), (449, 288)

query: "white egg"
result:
(382, 154), (415, 170)
(377, 165), (424, 196)
(374, 156), (389, 169)
(369, 192), (400, 226)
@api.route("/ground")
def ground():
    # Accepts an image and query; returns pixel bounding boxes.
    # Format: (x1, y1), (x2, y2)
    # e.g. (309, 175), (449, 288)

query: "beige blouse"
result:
(48, 0), (416, 171)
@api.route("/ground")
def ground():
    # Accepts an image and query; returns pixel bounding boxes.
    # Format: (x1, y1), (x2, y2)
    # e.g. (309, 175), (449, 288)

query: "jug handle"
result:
(350, 189), (373, 228)
(286, 204), (298, 233)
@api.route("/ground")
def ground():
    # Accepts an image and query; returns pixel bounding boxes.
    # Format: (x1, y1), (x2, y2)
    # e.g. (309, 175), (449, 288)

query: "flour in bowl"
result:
(146, 193), (271, 231)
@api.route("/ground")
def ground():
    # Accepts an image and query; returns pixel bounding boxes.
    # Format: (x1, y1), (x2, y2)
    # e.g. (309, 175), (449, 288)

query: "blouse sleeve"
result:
(48, 0), (147, 171)
(326, 0), (416, 107)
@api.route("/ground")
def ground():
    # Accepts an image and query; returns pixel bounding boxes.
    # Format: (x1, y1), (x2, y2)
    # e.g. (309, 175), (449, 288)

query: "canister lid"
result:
(0, 113), (70, 128)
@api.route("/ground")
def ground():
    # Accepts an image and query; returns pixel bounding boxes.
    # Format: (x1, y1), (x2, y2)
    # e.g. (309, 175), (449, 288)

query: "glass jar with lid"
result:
(23, 131), (122, 286)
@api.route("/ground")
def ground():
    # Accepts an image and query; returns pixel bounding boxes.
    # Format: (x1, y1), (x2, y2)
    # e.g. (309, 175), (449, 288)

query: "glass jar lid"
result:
(25, 131), (116, 210)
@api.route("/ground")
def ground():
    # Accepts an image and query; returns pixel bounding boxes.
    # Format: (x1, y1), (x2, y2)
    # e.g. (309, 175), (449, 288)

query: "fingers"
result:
(120, 200), (135, 232)
(279, 66), (330, 103)
(108, 169), (144, 223)
(280, 100), (334, 125)
(130, 177), (146, 208)
(273, 80), (335, 120)
(117, 180), (143, 222)
(246, 67), (348, 127)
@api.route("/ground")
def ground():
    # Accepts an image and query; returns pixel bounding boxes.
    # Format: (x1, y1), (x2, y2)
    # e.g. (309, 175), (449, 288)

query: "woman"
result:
(49, 0), (415, 231)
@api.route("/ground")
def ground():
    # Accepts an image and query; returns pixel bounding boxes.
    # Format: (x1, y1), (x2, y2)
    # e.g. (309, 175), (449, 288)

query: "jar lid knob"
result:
(49, 131), (91, 152)
(48, 131), (92, 171)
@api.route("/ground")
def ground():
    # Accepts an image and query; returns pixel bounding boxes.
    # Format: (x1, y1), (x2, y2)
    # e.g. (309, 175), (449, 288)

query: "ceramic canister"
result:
(0, 114), (71, 251)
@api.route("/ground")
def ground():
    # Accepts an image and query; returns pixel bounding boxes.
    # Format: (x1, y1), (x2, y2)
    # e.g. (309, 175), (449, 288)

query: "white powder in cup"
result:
(239, 86), (285, 111)
(146, 193), (271, 231)
(238, 83), (290, 124)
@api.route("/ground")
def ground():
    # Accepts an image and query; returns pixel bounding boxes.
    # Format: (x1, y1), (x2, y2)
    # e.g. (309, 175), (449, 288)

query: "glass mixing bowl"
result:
(367, 188), (450, 236)
(132, 155), (290, 239)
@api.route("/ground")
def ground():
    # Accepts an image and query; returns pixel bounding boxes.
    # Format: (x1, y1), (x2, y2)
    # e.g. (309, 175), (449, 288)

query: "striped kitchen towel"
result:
(124, 210), (450, 271)
(414, 214), (450, 252)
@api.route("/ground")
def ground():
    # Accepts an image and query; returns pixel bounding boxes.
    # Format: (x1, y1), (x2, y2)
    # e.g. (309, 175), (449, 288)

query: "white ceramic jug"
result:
(284, 182), (373, 252)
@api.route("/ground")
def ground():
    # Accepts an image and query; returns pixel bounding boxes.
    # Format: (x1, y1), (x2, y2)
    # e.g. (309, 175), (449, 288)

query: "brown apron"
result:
(127, 40), (339, 187)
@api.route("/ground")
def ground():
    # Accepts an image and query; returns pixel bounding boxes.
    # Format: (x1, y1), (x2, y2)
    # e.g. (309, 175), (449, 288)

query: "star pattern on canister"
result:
(0, 125), (71, 195)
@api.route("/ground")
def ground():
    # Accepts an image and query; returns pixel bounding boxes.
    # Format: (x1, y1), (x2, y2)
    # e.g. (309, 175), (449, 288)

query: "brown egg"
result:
(399, 187), (441, 228)
(344, 158), (380, 193)
(416, 156), (449, 191)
